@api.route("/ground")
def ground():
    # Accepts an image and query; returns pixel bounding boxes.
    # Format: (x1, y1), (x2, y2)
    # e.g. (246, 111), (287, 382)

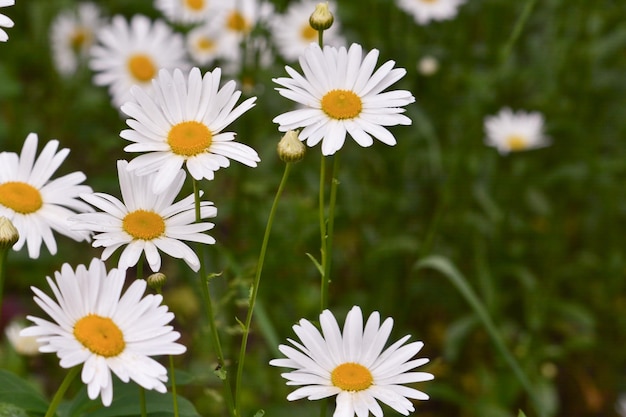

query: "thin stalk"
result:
(192, 179), (237, 417)
(169, 355), (180, 417)
(318, 155), (327, 310)
(500, 0), (538, 64)
(139, 387), (147, 417)
(0, 249), (7, 324)
(320, 154), (340, 311)
(234, 163), (292, 414)
(44, 366), (80, 417)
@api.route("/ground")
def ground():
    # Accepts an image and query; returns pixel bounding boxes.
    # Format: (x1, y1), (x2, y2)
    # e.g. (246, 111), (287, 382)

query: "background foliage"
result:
(1, 1), (626, 416)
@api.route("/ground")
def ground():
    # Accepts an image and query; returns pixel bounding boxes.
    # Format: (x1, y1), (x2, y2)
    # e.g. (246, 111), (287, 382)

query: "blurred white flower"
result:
(154, 0), (217, 25)
(50, 3), (104, 76)
(5, 319), (41, 356)
(0, 0), (14, 42)
(417, 55), (439, 76)
(396, 0), (466, 25)
(89, 15), (190, 109)
(484, 107), (550, 154)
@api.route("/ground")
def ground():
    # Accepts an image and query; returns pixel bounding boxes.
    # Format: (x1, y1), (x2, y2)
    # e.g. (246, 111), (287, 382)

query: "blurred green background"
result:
(2, 1), (626, 416)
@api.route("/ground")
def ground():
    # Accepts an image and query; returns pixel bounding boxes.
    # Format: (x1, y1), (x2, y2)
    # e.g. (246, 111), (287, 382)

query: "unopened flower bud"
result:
(147, 272), (167, 291)
(309, 2), (334, 31)
(277, 130), (306, 163)
(418, 55), (439, 76)
(0, 217), (19, 250)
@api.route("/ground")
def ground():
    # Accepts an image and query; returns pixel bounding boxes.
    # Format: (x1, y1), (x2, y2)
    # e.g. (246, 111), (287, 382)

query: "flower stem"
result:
(192, 179), (237, 417)
(500, 0), (538, 64)
(320, 154), (340, 311)
(318, 155), (327, 310)
(0, 249), (7, 324)
(169, 355), (180, 417)
(44, 366), (80, 417)
(234, 163), (292, 415)
(139, 386), (147, 417)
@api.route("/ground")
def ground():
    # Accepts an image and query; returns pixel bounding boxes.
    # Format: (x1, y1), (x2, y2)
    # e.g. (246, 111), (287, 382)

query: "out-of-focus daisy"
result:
(120, 67), (259, 192)
(271, 306), (433, 417)
(395, 0), (466, 25)
(89, 14), (190, 109)
(212, 0), (274, 52)
(0, 0), (14, 42)
(5, 319), (41, 356)
(273, 43), (415, 156)
(50, 3), (103, 77)
(71, 160), (216, 272)
(155, 0), (216, 25)
(484, 107), (550, 154)
(186, 21), (226, 67)
(270, 0), (345, 62)
(0, 133), (92, 259)
(21, 258), (186, 406)
(417, 55), (439, 76)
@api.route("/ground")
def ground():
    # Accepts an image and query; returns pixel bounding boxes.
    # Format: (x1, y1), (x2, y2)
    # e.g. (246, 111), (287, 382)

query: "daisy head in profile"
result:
(272, 43), (415, 156)
(71, 160), (217, 273)
(89, 14), (190, 109)
(269, 0), (345, 62)
(154, 0), (216, 25)
(21, 258), (186, 406)
(395, 0), (467, 26)
(50, 2), (104, 77)
(0, 0), (14, 42)
(120, 67), (259, 193)
(270, 305), (434, 417)
(484, 107), (550, 155)
(0, 133), (92, 259)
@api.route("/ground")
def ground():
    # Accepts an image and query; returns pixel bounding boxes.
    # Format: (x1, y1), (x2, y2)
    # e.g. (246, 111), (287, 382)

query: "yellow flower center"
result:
(185, 0), (204, 11)
(321, 89), (363, 120)
(197, 36), (215, 51)
(506, 134), (528, 151)
(74, 314), (126, 357)
(70, 28), (90, 51)
(331, 362), (373, 392)
(123, 210), (166, 240)
(0, 182), (43, 214)
(300, 24), (317, 42)
(127, 53), (157, 82)
(227, 11), (250, 33)
(167, 121), (213, 156)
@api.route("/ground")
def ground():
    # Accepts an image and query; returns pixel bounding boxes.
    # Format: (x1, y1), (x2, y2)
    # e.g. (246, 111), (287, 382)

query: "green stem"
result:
(416, 256), (546, 417)
(318, 155), (327, 310)
(234, 163), (292, 415)
(0, 249), (7, 324)
(169, 355), (180, 417)
(192, 179), (237, 417)
(500, 0), (538, 65)
(139, 387), (147, 417)
(320, 155), (340, 311)
(44, 366), (80, 417)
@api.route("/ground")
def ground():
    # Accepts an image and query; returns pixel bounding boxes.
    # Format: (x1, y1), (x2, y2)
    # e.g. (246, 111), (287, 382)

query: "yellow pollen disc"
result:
(70, 28), (90, 50)
(506, 134), (528, 151)
(74, 314), (125, 357)
(167, 121), (213, 156)
(321, 89), (363, 120)
(0, 182), (43, 214)
(123, 210), (166, 240)
(227, 11), (250, 33)
(185, 0), (204, 11)
(300, 24), (317, 42)
(197, 37), (215, 51)
(127, 53), (157, 82)
(331, 362), (373, 392)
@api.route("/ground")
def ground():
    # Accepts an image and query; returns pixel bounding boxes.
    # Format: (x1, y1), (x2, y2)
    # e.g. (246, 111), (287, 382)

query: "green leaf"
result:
(82, 388), (200, 417)
(0, 370), (49, 415)
(305, 253), (323, 275)
(518, 410), (528, 417)
(252, 410), (265, 417)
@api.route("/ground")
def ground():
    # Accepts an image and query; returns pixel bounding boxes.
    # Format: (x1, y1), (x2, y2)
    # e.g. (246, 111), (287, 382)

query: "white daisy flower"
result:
(0, 133), (92, 259)
(5, 319), (41, 356)
(395, 0), (466, 25)
(186, 21), (227, 67)
(50, 3), (104, 77)
(270, 0), (345, 62)
(273, 42), (415, 156)
(71, 160), (216, 273)
(0, 0), (14, 42)
(89, 14), (190, 109)
(212, 0), (274, 52)
(21, 258), (186, 406)
(484, 107), (550, 154)
(155, 0), (216, 25)
(270, 306), (434, 417)
(120, 67), (259, 193)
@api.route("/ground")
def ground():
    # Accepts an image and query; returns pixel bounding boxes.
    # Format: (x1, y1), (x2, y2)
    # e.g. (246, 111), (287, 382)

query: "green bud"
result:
(277, 130), (306, 163)
(0, 217), (19, 250)
(309, 2), (334, 31)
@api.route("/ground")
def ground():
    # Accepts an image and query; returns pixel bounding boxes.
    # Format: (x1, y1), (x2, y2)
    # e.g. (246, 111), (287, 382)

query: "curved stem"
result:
(234, 163), (292, 415)
(320, 154), (340, 311)
(44, 366), (80, 417)
(500, 0), (538, 64)
(192, 179), (236, 417)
